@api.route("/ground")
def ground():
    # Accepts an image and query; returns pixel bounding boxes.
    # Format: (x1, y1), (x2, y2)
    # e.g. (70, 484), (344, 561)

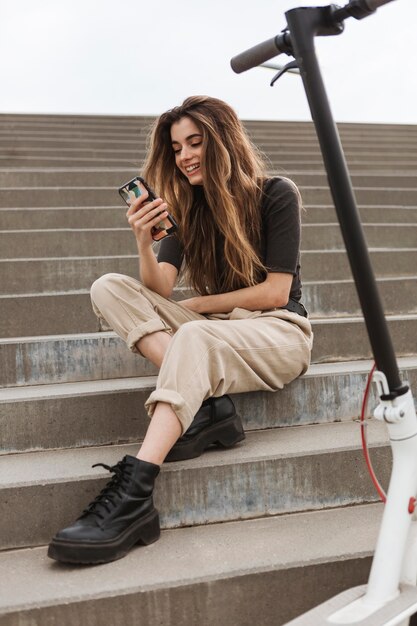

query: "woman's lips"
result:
(185, 164), (200, 176)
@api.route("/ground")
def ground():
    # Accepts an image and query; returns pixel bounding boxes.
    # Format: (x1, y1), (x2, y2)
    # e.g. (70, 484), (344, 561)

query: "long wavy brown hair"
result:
(142, 95), (269, 295)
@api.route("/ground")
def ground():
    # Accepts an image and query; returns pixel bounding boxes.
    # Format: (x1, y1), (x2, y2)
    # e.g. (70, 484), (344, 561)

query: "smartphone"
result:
(118, 176), (178, 241)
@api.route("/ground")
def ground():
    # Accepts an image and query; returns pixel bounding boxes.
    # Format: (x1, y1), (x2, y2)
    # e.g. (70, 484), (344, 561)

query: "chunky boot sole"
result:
(47, 508), (160, 565)
(164, 412), (245, 463)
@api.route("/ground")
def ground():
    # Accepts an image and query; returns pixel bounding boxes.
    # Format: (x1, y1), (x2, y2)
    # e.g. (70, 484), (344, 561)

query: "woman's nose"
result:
(180, 145), (192, 160)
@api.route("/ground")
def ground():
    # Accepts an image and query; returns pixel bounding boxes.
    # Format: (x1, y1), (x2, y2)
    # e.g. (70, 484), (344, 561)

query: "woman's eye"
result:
(191, 142), (202, 148)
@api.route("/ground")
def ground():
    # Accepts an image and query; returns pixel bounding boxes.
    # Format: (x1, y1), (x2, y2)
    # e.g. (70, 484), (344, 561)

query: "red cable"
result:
(360, 363), (387, 503)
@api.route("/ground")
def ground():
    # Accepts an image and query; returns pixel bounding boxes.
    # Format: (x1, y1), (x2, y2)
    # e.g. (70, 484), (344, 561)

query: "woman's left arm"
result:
(180, 272), (293, 314)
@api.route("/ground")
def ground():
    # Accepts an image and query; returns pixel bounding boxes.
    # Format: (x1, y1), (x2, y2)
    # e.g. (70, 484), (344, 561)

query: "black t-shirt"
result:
(157, 177), (302, 302)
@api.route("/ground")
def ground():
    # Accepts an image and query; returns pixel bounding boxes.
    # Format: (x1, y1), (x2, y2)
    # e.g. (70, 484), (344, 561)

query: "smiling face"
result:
(170, 116), (204, 186)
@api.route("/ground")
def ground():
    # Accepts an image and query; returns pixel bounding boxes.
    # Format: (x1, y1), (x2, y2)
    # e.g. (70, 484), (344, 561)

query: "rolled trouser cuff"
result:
(145, 389), (192, 435)
(127, 319), (172, 354)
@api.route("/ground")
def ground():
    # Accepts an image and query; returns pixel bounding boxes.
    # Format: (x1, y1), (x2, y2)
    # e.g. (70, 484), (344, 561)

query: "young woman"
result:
(48, 95), (313, 564)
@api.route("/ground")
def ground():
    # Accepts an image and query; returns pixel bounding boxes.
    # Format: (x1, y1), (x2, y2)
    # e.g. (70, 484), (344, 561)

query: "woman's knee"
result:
(172, 320), (216, 348)
(90, 273), (132, 305)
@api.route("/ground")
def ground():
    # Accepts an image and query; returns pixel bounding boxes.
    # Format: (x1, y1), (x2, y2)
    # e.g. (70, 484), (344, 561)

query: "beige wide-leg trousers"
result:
(91, 273), (313, 434)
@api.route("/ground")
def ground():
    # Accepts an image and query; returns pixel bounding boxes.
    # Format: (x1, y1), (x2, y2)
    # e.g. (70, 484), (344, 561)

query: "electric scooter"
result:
(232, 1), (417, 624)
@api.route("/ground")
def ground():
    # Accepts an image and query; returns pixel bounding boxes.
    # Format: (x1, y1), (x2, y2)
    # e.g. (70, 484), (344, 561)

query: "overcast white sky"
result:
(0, 0), (415, 123)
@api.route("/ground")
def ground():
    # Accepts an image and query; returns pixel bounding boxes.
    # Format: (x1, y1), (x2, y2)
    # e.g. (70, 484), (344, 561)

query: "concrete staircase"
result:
(0, 114), (416, 625)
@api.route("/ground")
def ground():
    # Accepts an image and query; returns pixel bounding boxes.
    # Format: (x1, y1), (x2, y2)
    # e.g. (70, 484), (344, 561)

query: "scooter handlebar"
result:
(230, 0), (396, 74)
(230, 34), (286, 74)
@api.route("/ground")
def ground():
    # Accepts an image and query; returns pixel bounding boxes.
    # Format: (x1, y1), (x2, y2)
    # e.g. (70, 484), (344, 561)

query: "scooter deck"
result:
(284, 584), (417, 626)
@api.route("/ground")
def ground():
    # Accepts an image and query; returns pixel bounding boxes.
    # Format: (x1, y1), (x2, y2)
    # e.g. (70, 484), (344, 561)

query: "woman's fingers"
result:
(128, 201), (167, 226)
(125, 190), (150, 217)
(125, 194), (169, 247)
(131, 209), (168, 229)
(127, 197), (164, 220)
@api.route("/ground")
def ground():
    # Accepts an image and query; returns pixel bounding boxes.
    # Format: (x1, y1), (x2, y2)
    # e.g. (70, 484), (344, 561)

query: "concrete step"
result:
(1, 315), (416, 386)
(261, 139), (417, 151)
(301, 248), (417, 280)
(0, 117), (413, 131)
(1, 358), (415, 453)
(250, 122), (417, 132)
(270, 151), (417, 162)
(1, 277), (416, 337)
(293, 173), (417, 189)
(1, 225), (416, 260)
(4, 168), (417, 189)
(4, 134), (417, 151)
(0, 255), (138, 293)
(312, 314), (417, 363)
(0, 129), (150, 141)
(3, 154), (416, 171)
(0, 137), (150, 150)
(2, 146), (417, 161)
(0, 168), (138, 187)
(0, 503), (382, 626)
(0, 187), (123, 208)
(0, 285), (189, 337)
(302, 276), (417, 317)
(4, 125), (417, 142)
(3, 128), (417, 151)
(0, 228), (134, 258)
(0, 134), (417, 149)
(303, 186), (417, 206)
(1, 146), (415, 164)
(0, 112), (414, 130)
(0, 155), (145, 167)
(256, 130), (417, 140)
(0, 207), (126, 230)
(0, 421), (390, 550)
(1, 249), (416, 294)
(0, 291), (100, 336)
(1, 205), (416, 231)
(251, 120), (417, 132)
(302, 206), (417, 224)
(1, 124), (415, 146)
(2, 185), (417, 208)
(0, 112), (155, 124)
(0, 125), (415, 152)
(0, 119), (152, 132)
(1, 118), (413, 139)
(275, 156), (417, 169)
(0, 147), (144, 158)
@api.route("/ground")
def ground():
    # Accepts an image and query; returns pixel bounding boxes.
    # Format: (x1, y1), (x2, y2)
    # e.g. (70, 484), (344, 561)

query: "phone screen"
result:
(118, 176), (178, 241)
(118, 178), (155, 206)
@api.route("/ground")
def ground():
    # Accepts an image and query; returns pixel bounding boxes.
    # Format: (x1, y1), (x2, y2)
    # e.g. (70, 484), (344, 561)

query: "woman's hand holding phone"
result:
(119, 176), (178, 246)
(126, 193), (169, 250)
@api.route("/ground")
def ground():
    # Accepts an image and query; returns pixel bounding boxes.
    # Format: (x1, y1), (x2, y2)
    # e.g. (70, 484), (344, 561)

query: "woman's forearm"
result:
(182, 277), (292, 314)
(138, 244), (172, 298)
(201, 285), (277, 313)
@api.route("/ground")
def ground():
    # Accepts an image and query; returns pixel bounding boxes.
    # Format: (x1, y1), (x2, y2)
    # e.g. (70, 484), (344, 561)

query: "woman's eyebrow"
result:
(172, 133), (202, 145)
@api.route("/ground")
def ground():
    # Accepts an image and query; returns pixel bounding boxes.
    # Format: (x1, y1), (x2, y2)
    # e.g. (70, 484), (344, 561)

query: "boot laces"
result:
(79, 459), (133, 521)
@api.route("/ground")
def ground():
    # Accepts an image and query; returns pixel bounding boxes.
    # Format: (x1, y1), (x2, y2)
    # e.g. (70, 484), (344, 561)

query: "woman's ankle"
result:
(136, 331), (172, 368)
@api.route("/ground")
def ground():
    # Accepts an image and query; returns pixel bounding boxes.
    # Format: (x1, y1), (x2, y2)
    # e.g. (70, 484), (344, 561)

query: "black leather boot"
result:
(164, 395), (245, 462)
(48, 455), (160, 564)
